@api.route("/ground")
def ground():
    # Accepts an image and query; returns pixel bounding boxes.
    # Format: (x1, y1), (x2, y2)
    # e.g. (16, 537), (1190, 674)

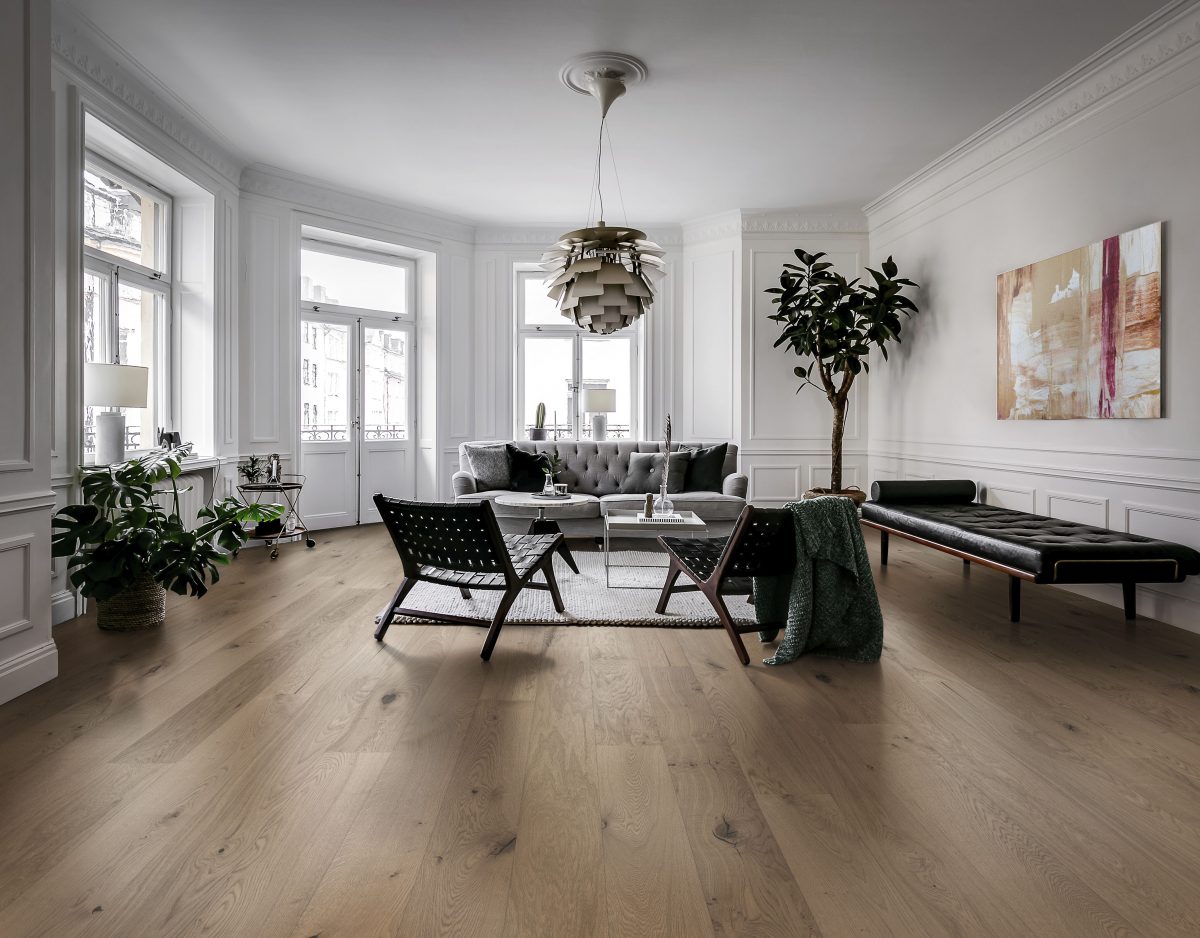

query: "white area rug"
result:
(390, 550), (757, 628)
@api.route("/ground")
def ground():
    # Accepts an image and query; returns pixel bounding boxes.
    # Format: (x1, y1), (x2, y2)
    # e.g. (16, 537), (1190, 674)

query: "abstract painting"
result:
(997, 222), (1161, 419)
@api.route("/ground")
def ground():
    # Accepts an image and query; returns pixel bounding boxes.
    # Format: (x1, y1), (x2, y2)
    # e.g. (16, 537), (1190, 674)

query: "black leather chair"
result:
(373, 496), (565, 660)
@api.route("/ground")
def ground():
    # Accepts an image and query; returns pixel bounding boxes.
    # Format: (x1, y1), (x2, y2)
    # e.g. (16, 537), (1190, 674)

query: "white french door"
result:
(301, 312), (415, 529)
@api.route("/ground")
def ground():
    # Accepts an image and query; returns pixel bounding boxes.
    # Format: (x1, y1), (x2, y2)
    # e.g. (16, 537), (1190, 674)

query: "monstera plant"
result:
(52, 449), (281, 630)
(767, 249), (918, 501)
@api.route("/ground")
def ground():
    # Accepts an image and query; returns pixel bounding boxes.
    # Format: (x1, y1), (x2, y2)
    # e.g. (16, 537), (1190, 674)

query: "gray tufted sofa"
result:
(453, 441), (748, 536)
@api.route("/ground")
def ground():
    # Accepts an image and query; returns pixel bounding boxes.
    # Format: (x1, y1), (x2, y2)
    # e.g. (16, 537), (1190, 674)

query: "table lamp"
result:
(582, 387), (616, 441)
(85, 362), (148, 465)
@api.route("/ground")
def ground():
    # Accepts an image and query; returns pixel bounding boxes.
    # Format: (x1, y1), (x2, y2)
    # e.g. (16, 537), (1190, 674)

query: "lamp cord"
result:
(605, 121), (629, 229)
(594, 115), (606, 224)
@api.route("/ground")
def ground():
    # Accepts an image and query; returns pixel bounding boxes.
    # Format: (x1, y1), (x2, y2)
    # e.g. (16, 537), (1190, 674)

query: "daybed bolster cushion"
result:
(861, 499), (1200, 584)
(599, 491), (746, 521)
(870, 479), (977, 504)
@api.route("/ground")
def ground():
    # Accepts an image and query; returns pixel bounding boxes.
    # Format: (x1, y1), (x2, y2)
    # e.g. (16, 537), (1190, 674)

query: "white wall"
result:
(0, 0), (57, 705)
(866, 1), (1200, 632)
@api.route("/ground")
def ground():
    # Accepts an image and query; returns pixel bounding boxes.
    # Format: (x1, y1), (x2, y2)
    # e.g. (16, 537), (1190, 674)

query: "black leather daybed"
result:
(860, 480), (1200, 623)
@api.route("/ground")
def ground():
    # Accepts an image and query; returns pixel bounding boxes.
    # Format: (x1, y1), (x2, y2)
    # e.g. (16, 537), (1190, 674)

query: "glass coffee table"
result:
(493, 492), (589, 574)
(602, 509), (708, 588)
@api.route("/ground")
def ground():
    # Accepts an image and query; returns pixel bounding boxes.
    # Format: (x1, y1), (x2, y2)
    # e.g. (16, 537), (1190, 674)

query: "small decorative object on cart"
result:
(266, 454), (282, 484)
(238, 454), (267, 484)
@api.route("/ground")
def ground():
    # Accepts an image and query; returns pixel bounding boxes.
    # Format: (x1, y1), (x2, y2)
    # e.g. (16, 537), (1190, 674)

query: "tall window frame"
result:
(514, 267), (641, 441)
(82, 151), (173, 460)
(299, 238), (417, 444)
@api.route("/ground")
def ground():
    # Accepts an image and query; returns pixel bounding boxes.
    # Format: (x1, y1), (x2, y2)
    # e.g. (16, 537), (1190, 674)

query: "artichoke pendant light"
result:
(542, 54), (665, 335)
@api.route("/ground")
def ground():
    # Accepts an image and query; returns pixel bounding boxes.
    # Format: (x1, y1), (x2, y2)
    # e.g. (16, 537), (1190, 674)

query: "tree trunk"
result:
(830, 396), (847, 492)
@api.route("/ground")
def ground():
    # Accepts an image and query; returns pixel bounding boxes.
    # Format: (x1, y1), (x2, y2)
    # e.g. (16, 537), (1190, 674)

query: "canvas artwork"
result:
(996, 222), (1161, 419)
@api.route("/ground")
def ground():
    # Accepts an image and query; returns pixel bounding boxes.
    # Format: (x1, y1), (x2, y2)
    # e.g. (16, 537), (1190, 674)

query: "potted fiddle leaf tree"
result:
(52, 449), (282, 630)
(767, 249), (919, 504)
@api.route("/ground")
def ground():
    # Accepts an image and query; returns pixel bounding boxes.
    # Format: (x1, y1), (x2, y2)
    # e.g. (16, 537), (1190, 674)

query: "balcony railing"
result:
(300, 423), (408, 442)
(526, 423), (631, 441)
(83, 425), (141, 456)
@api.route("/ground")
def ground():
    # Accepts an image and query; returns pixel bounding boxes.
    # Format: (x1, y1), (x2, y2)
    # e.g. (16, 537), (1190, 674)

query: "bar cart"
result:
(237, 475), (316, 559)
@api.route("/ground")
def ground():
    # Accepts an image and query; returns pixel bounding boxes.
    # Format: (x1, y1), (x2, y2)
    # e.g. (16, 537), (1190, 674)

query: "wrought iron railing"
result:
(300, 423), (408, 442)
(526, 423), (631, 441)
(82, 425), (141, 455)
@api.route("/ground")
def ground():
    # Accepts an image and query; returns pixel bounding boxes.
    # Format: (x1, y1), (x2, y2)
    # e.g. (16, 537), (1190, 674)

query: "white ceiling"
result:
(61, 0), (1165, 226)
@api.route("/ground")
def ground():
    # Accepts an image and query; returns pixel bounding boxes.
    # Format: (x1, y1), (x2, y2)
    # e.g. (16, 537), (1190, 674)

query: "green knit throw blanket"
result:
(753, 497), (883, 666)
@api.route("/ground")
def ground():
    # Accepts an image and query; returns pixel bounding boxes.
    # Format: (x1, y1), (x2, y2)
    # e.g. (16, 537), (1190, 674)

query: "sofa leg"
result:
(1009, 577), (1021, 623)
(1122, 582), (1137, 621)
(880, 530), (889, 566)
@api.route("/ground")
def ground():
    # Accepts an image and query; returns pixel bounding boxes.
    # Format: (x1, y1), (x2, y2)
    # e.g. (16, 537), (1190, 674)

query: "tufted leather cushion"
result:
(862, 500), (1200, 584)
(461, 441), (739, 497)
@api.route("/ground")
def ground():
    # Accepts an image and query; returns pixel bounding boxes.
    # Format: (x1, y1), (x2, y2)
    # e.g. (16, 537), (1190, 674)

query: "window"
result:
(514, 268), (640, 440)
(82, 154), (171, 459)
(300, 240), (414, 442)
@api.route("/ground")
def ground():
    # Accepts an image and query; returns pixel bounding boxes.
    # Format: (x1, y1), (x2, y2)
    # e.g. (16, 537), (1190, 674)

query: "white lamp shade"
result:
(583, 387), (617, 413)
(85, 363), (149, 408)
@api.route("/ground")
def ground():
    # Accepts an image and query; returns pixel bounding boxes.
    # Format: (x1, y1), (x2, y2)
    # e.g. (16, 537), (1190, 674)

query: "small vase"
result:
(95, 571), (166, 631)
(653, 483), (674, 515)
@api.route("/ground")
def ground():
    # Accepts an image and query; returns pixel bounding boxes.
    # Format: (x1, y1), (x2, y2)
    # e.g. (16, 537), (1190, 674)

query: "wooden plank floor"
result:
(1, 524), (1199, 937)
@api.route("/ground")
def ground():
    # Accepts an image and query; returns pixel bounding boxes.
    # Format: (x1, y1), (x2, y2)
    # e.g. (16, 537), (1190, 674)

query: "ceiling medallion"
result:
(542, 53), (664, 335)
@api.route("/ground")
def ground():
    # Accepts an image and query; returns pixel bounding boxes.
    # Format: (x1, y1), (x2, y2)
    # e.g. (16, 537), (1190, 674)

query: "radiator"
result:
(153, 472), (209, 530)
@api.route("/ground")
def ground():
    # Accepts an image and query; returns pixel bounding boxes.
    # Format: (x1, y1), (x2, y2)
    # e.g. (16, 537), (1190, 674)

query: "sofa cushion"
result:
(463, 443), (510, 491)
(682, 442), (727, 492)
(601, 491), (746, 522)
(506, 443), (551, 492)
(620, 451), (690, 495)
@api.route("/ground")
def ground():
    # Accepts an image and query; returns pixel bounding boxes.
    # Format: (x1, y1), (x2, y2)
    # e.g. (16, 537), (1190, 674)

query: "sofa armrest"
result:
(723, 472), (748, 499)
(451, 471), (478, 499)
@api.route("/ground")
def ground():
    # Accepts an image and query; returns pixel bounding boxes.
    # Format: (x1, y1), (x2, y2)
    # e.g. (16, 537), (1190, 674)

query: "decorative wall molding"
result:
(864, 0), (1200, 225)
(1046, 490), (1109, 528)
(50, 6), (244, 186)
(241, 165), (476, 245)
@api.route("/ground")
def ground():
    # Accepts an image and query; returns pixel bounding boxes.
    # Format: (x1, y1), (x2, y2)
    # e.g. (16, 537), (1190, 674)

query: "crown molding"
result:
(50, 4), (244, 187)
(681, 210), (743, 244)
(240, 165), (478, 245)
(864, 0), (1200, 224)
(741, 210), (868, 235)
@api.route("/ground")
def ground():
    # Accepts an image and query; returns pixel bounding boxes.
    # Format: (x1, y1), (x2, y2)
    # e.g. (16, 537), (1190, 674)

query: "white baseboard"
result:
(0, 641), (59, 706)
(51, 588), (80, 626)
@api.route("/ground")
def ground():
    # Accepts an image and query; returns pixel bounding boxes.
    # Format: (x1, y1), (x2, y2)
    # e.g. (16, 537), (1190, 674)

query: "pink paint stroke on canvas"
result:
(996, 222), (1161, 420)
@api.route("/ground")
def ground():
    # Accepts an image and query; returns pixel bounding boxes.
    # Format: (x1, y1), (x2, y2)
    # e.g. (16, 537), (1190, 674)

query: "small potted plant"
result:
(767, 250), (918, 504)
(529, 402), (548, 441)
(52, 449), (282, 630)
(239, 454), (267, 484)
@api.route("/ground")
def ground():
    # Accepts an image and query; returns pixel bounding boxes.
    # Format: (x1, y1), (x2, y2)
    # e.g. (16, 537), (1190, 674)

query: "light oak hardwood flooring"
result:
(1, 525), (1198, 937)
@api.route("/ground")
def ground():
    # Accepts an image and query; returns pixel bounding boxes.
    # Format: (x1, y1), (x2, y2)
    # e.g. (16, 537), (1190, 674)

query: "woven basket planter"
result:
(96, 572), (167, 631)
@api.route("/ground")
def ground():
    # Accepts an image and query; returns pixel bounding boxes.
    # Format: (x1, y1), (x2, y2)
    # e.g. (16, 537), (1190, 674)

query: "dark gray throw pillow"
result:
(464, 442), (511, 491)
(683, 442), (727, 492)
(620, 451), (691, 494)
(507, 444), (552, 492)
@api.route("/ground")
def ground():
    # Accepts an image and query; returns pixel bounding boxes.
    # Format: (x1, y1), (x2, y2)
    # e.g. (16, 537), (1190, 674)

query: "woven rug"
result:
(387, 550), (758, 628)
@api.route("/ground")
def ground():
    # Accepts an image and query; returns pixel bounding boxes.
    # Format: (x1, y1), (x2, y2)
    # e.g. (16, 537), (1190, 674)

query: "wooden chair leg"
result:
(459, 587), (472, 601)
(480, 587), (520, 661)
(376, 577), (416, 641)
(655, 557), (683, 614)
(706, 588), (751, 667)
(542, 556), (565, 613)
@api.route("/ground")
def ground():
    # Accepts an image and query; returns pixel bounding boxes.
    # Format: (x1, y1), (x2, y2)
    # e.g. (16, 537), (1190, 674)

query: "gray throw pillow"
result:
(620, 451), (691, 495)
(464, 443), (511, 491)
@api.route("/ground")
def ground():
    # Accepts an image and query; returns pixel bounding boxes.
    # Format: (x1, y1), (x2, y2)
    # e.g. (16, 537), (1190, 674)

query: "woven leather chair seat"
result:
(417, 533), (559, 588)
